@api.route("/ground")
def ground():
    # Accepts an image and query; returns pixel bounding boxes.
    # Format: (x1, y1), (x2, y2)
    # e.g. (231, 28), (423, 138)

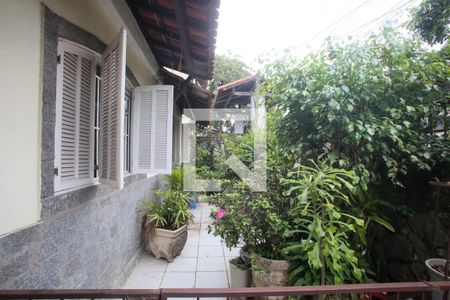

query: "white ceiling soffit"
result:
(99, 0), (160, 80)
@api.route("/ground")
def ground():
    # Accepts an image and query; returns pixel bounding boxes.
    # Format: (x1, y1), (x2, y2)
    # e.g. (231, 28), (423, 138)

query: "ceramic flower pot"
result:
(230, 259), (251, 287)
(189, 198), (197, 209)
(425, 258), (450, 300)
(144, 220), (188, 262)
(229, 259), (252, 300)
(252, 256), (290, 300)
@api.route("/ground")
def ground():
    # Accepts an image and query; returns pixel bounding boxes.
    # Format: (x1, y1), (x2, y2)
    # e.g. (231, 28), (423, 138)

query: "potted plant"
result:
(189, 192), (198, 209)
(425, 258), (450, 280)
(205, 130), (298, 294)
(207, 130), (385, 291)
(142, 186), (192, 262)
(251, 255), (290, 291)
(208, 160), (381, 292)
(425, 259), (449, 300)
(207, 180), (292, 292)
(229, 256), (252, 290)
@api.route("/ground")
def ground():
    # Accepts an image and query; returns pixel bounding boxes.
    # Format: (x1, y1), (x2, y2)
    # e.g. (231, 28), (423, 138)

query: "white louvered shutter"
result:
(54, 41), (96, 192)
(132, 85), (173, 174)
(99, 28), (127, 189)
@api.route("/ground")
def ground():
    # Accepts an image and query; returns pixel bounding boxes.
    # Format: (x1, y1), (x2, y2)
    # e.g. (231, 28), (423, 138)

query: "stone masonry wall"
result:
(369, 163), (450, 282)
(0, 174), (161, 289)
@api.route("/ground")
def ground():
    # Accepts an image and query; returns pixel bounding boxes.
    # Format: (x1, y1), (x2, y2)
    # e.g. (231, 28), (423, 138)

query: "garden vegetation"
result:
(203, 24), (449, 285)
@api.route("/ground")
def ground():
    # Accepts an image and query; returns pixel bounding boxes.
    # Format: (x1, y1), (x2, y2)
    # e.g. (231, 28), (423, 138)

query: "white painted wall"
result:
(0, 0), (160, 236)
(0, 0), (42, 236)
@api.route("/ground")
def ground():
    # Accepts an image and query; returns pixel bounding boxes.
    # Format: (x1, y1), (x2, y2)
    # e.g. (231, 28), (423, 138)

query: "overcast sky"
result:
(215, 0), (421, 69)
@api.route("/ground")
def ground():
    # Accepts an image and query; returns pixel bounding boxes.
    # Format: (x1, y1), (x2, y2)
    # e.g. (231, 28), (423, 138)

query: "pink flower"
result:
(216, 208), (225, 220)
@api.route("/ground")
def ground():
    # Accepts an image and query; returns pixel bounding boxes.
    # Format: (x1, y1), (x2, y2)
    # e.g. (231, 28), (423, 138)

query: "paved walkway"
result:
(124, 203), (240, 289)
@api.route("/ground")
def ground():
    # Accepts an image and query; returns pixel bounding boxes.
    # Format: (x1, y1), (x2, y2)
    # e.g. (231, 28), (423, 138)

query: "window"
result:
(124, 80), (134, 173)
(54, 28), (175, 193)
(54, 41), (97, 192)
(132, 86), (174, 174)
(94, 66), (101, 179)
(55, 29), (127, 192)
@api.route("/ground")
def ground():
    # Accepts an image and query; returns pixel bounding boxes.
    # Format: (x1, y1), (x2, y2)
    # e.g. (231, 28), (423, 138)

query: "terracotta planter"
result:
(252, 256), (290, 300)
(144, 222), (188, 262)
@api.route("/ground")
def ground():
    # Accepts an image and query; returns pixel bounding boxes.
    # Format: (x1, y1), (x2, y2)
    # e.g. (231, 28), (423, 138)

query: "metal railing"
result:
(0, 281), (449, 300)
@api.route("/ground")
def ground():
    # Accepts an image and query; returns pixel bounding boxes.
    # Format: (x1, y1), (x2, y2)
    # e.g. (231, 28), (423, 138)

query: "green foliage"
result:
(168, 165), (184, 191)
(229, 256), (251, 270)
(260, 27), (450, 192)
(410, 0), (450, 45)
(142, 168), (192, 230)
(201, 26), (449, 286)
(221, 132), (257, 179)
(208, 53), (251, 94)
(222, 132), (254, 165)
(206, 128), (293, 259)
(195, 126), (228, 180)
(282, 161), (366, 285)
(142, 189), (192, 230)
(207, 180), (292, 260)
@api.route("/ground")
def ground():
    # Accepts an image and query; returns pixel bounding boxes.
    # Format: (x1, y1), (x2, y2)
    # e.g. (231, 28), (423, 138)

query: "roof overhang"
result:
(213, 75), (262, 108)
(161, 68), (212, 108)
(126, 0), (220, 81)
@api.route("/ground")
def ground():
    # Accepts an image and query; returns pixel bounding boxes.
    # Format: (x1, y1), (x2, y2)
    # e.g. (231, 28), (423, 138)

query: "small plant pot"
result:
(425, 258), (450, 300)
(230, 259), (251, 287)
(252, 256), (290, 300)
(145, 223), (188, 262)
(190, 198), (197, 209)
(229, 259), (251, 300)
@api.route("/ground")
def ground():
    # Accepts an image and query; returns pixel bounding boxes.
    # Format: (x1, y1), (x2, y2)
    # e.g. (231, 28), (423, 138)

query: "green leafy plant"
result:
(208, 180), (291, 260)
(142, 189), (192, 231)
(208, 53), (251, 94)
(253, 25), (450, 284)
(230, 256), (251, 270)
(168, 165), (184, 191)
(207, 129), (294, 260)
(410, 0), (449, 45)
(202, 26), (449, 285)
(260, 27), (450, 194)
(142, 166), (193, 230)
(195, 126), (228, 180)
(282, 160), (367, 285)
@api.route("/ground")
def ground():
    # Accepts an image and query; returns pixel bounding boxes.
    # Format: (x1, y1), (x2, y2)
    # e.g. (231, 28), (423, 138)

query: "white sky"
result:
(215, 0), (422, 69)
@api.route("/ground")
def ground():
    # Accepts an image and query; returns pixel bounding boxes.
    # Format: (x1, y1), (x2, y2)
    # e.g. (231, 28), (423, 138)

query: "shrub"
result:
(282, 160), (366, 285)
(260, 27), (449, 193)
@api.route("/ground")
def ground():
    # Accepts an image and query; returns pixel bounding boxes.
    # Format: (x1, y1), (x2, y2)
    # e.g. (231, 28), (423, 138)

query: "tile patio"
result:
(123, 203), (240, 289)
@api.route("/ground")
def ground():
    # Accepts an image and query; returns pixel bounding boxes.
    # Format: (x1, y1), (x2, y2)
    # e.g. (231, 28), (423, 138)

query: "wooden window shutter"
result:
(54, 41), (96, 192)
(99, 28), (127, 189)
(132, 85), (174, 174)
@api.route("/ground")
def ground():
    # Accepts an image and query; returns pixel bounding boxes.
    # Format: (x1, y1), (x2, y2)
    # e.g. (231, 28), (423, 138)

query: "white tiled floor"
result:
(123, 202), (240, 289)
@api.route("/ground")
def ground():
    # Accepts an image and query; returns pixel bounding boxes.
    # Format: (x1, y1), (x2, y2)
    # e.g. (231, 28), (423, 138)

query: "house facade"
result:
(0, 0), (217, 289)
(213, 75), (263, 134)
